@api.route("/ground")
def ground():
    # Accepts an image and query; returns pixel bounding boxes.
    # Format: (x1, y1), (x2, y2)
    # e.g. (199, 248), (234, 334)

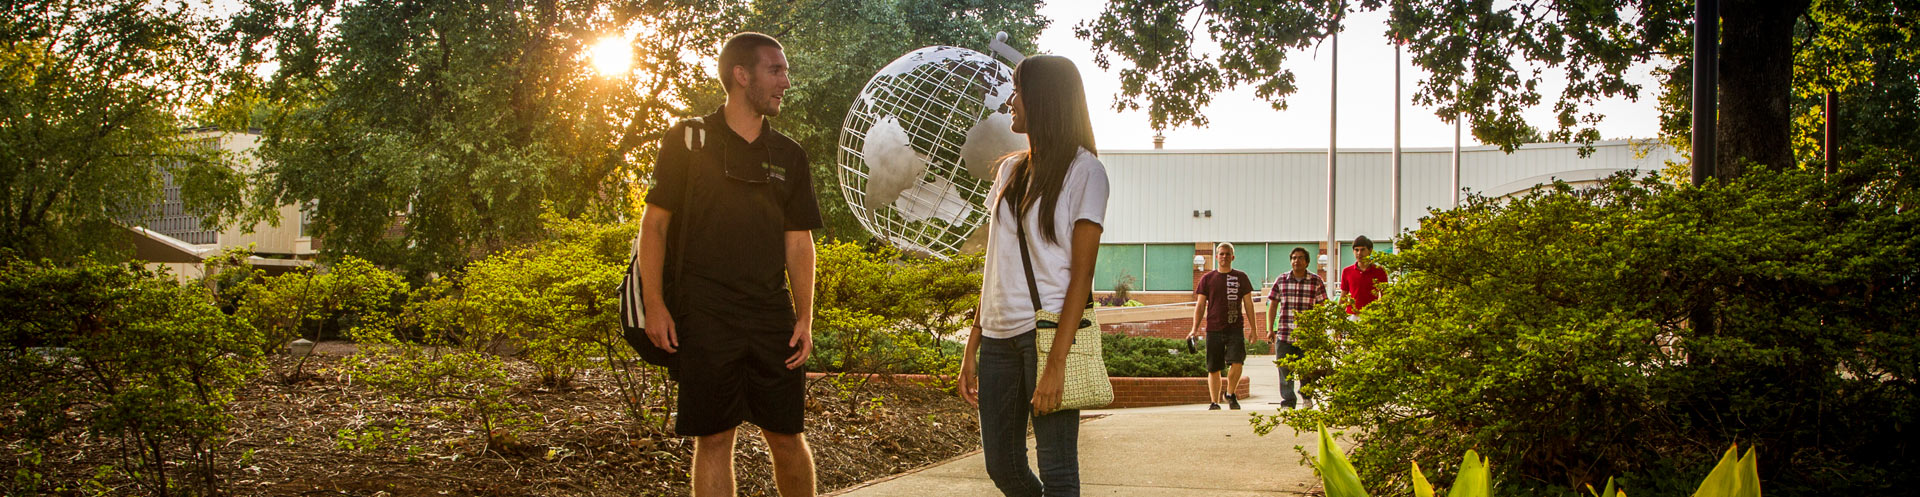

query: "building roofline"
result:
(1101, 139), (1668, 156)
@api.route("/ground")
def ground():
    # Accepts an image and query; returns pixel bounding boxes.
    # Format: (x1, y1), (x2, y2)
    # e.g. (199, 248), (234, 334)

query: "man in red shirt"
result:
(1340, 236), (1389, 314)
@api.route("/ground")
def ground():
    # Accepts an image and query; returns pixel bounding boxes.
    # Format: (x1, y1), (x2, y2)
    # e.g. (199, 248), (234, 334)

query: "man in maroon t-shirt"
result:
(1187, 243), (1263, 410)
(1341, 236), (1389, 314)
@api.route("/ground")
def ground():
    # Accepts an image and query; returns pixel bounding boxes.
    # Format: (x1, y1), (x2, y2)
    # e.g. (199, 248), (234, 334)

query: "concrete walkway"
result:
(832, 355), (1323, 496)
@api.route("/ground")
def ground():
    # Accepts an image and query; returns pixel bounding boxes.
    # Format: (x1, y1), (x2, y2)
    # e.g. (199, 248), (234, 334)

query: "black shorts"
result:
(671, 310), (806, 437)
(1205, 326), (1247, 373)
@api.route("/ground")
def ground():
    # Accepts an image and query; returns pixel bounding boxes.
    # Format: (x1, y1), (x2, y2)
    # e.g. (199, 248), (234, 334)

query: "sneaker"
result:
(1279, 401), (1297, 409)
(1227, 394), (1241, 410)
(1208, 403), (1222, 410)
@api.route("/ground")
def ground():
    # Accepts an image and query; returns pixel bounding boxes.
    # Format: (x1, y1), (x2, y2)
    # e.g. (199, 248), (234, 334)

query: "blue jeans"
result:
(977, 331), (1080, 497)
(1275, 340), (1305, 405)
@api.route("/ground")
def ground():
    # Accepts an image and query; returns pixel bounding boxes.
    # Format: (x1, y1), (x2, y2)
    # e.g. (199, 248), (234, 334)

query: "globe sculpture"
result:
(836, 45), (1026, 258)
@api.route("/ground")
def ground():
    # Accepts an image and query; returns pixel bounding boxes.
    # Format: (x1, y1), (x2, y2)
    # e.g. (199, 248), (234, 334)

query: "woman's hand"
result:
(1031, 365), (1064, 414)
(958, 357), (980, 408)
(959, 322), (983, 408)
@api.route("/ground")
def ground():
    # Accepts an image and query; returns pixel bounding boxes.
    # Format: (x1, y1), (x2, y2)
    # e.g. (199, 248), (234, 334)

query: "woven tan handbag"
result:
(1010, 195), (1113, 412)
(1033, 309), (1113, 411)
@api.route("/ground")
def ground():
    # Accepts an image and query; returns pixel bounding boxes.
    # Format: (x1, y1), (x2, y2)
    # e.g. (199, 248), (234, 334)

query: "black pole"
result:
(1693, 0), (1718, 185)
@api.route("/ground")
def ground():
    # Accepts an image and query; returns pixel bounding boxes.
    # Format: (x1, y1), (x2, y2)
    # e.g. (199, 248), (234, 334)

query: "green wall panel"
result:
(1227, 242), (1268, 290)
(1143, 244), (1196, 291)
(1337, 242), (1393, 273)
(1094, 244), (1144, 292)
(1266, 243), (1319, 284)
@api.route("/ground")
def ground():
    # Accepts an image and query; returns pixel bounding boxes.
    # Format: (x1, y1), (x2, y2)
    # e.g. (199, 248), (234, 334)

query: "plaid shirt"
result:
(1266, 271), (1328, 343)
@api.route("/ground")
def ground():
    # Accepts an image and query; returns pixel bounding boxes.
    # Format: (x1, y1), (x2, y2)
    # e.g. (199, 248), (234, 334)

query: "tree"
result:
(226, 0), (1043, 275)
(1079, 0), (1863, 176)
(0, 0), (259, 261)
(226, 0), (736, 276)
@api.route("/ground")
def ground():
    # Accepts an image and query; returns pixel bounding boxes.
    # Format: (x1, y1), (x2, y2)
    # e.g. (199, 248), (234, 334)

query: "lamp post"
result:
(1391, 37), (1402, 238)
(1324, 3), (1342, 299)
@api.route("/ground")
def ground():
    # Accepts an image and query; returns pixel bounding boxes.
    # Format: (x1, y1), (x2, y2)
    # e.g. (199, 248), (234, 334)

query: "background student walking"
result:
(1341, 236), (1389, 315)
(1187, 242), (1261, 410)
(957, 54), (1109, 497)
(1265, 247), (1328, 409)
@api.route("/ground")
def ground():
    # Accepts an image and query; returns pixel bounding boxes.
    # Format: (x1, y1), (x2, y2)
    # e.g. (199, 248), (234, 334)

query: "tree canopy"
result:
(0, 0), (260, 260)
(1081, 0), (1915, 177)
(228, 0), (1043, 275)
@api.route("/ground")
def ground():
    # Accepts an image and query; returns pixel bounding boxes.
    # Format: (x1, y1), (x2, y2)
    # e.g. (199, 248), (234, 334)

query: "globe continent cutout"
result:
(836, 46), (1023, 258)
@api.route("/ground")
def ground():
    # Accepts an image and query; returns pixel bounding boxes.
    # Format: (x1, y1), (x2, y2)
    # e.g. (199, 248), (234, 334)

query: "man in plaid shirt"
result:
(1265, 247), (1328, 408)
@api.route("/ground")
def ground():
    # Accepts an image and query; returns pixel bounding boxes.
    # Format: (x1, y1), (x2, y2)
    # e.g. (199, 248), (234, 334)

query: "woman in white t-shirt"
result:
(957, 54), (1109, 497)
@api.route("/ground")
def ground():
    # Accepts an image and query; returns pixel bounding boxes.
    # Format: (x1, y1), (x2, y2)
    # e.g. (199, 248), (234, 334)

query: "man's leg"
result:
(1226, 362), (1244, 400)
(1206, 371), (1222, 404)
(764, 431), (816, 497)
(693, 428), (738, 497)
(1274, 341), (1298, 406)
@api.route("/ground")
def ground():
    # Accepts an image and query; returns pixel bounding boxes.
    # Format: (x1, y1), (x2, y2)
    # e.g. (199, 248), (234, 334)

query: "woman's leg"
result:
(1025, 332), (1081, 497)
(977, 334), (1043, 497)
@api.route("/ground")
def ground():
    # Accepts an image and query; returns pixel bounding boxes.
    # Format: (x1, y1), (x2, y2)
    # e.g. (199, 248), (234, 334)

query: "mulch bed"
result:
(8, 353), (981, 496)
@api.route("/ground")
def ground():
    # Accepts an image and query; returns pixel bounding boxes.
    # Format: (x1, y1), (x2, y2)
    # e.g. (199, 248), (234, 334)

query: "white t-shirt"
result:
(978, 148), (1110, 338)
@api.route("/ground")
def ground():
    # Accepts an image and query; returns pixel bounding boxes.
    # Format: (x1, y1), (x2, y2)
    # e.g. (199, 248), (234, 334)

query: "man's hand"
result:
(644, 311), (678, 353)
(785, 319), (813, 369)
(1186, 327), (1200, 340)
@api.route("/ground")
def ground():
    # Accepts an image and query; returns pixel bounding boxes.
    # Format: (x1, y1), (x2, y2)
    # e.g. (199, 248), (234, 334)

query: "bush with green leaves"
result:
(342, 318), (530, 455)
(807, 242), (980, 376)
(1257, 166), (1919, 495)
(0, 258), (263, 496)
(461, 214), (631, 387)
(234, 255), (406, 380)
(1100, 334), (1204, 377)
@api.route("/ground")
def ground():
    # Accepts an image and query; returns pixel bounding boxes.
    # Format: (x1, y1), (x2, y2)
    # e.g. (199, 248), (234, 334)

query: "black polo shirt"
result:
(644, 108), (823, 328)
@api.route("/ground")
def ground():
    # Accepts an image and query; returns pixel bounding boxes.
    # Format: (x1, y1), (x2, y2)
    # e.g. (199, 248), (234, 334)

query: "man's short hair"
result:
(1215, 242), (1235, 254)
(1290, 247), (1310, 259)
(1353, 235), (1374, 250)
(718, 32), (783, 93)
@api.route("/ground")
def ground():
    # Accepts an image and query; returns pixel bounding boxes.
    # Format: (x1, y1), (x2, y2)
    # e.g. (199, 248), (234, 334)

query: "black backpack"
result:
(618, 118), (707, 368)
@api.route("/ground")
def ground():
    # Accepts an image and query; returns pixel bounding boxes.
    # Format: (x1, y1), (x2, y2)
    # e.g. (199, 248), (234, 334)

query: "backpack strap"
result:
(682, 117), (706, 152)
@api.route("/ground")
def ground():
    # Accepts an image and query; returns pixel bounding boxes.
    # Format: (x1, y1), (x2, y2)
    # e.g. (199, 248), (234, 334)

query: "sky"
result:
(1034, 3), (1670, 151)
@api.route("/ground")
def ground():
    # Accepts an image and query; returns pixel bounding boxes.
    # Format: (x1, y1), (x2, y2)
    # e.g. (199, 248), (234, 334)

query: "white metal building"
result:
(1091, 140), (1679, 292)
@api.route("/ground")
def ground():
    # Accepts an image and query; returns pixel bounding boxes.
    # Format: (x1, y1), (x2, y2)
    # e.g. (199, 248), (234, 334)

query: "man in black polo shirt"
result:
(636, 32), (822, 497)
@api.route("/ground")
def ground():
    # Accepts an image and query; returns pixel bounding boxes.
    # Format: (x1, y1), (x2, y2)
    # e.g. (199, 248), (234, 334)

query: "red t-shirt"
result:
(1341, 263), (1389, 314)
(1195, 270), (1253, 332)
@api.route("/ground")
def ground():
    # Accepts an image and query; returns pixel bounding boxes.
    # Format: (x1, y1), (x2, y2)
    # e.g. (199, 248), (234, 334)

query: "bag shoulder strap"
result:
(628, 118), (707, 287)
(1010, 194), (1045, 313)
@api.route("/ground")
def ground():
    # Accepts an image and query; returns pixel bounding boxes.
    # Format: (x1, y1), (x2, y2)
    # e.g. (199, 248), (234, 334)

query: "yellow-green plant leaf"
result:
(1448, 450), (1492, 497)
(1587, 477), (1620, 497)
(1316, 424), (1370, 497)
(1734, 446), (1761, 497)
(1692, 445), (1742, 497)
(1413, 461), (1437, 497)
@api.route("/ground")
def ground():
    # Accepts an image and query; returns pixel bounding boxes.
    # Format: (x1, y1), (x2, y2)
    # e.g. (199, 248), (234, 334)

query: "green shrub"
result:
(1258, 167), (1920, 495)
(808, 242), (980, 376)
(0, 258), (262, 496)
(1101, 334), (1205, 377)
(462, 219), (626, 387)
(342, 322), (529, 456)
(235, 255), (406, 381)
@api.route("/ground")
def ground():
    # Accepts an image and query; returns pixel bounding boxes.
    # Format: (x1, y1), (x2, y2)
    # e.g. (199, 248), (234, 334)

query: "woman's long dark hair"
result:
(998, 55), (1097, 245)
